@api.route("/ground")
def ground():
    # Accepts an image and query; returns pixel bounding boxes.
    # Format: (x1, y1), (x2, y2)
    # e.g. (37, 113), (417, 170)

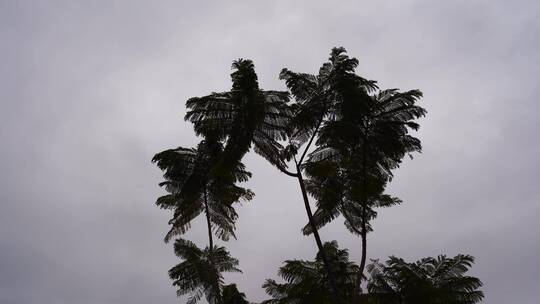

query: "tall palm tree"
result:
(277, 48), (379, 299)
(169, 238), (242, 304)
(284, 48), (426, 300)
(262, 241), (360, 304)
(308, 86), (425, 296)
(366, 255), (484, 304)
(184, 59), (291, 177)
(157, 59), (287, 304)
(153, 139), (252, 303)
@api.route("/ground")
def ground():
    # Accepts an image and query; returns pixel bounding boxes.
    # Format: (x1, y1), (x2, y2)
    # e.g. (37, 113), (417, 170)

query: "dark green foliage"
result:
(152, 139), (253, 242)
(152, 47), (483, 304)
(278, 48), (391, 300)
(282, 47), (426, 299)
(222, 284), (250, 304)
(262, 251), (484, 304)
(185, 59), (291, 172)
(313, 86), (425, 177)
(153, 139), (252, 303)
(280, 47), (426, 237)
(280, 47), (378, 153)
(366, 255), (484, 304)
(262, 241), (359, 304)
(303, 160), (402, 236)
(169, 238), (242, 304)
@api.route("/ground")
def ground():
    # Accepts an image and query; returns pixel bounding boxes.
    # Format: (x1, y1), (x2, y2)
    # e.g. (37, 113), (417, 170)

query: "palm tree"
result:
(169, 238), (242, 304)
(184, 59), (291, 177)
(152, 139), (253, 244)
(280, 47), (425, 298)
(366, 254), (484, 304)
(307, 85), (425, 297)
(153, 139), (252, 303)
(276, 47), (379, 299)
(262, 241), (359, 304)
(285, 47), (425, 300)
(157, 60), (287, 304)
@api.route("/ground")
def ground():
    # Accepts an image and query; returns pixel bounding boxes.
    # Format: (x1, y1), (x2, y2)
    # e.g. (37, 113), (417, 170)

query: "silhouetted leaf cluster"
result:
(152, 47), (483, 304)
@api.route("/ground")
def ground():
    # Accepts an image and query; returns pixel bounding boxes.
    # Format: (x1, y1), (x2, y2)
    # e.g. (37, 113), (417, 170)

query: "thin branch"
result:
(277, 165), (298, 177)
(298, 118), (323, 165)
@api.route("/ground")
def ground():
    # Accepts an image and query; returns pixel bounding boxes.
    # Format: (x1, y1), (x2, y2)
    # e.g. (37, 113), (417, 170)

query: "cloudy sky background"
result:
(1, 1), (539, 303)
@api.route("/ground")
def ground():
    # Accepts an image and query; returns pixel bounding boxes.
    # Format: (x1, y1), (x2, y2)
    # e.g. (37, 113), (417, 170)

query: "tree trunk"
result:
(296, 167), (341, 302)
(204, 188), (214, 250)
(353, 141), (369, 303)
(204, 188), (222, 304)
(352, 212), (368, 304)
(358, 218), (367, 290)
(288, 118), (341, 302)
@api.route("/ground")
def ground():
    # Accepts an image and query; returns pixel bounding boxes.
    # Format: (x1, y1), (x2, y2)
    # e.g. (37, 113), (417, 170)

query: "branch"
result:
(276, 164), (298, 177)
(298, 118), (323, 165)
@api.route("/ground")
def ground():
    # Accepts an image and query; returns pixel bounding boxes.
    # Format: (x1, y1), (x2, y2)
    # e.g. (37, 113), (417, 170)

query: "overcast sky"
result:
(1, 1), (539, 303)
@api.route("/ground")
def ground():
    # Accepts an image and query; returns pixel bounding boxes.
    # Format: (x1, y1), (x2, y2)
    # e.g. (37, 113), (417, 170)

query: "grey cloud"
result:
(1, 1), (539, 303)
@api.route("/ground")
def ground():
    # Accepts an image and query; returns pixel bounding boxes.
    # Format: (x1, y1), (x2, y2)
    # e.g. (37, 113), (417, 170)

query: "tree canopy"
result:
(367, 255), (484, 304)
(152, 47), (483, 304)
(263, 241), (359, 304)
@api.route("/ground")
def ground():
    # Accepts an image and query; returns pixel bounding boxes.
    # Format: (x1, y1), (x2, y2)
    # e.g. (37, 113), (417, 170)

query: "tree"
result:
(302, 155), (402, 299)
(292, 48), (425, 298)
(152, 139), (253, 303)
(169, 238), (242, 304)
(262, 241), (359, 304)
(183, 57), (349, 300)
(366, 255), (484, 304)
(276, 47), (379, 299)
(151, 48), (483, 304)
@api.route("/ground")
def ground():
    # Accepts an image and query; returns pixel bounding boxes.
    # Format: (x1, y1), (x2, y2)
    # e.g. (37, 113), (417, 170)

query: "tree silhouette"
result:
(262, 241), (359, 304)
(152, 139), (253, 244)
(222, 284), (250, 304)
(287, 48), (425, 299)
(152, 139), (252, 303)
(275, 47), (380, 299)
(169, 238), (242, 304)
(182, 57), (350, 300)
(366, 255), (484, 304)
(184, 59), (291, 177)
(151, 48), (484, 304)
(163, 58), (289, 304)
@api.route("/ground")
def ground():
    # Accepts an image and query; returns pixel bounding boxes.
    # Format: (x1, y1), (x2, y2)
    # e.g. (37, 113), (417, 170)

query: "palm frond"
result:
(263, 241), (359, 304)
(367, 254), (484, 304)
(169, 240), (242, 304)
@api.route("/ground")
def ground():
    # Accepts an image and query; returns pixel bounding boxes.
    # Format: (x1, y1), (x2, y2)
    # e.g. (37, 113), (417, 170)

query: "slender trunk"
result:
(296, 165), (341, 302)
(357, 213), (367, 290)
(352, 212), (367, 303)
(204, 187), (221, 304)
(358, 143), (368, 285)
(287, 118), (341, 301)
(353, 139), (369, 303)
(204, 188), (214, 250)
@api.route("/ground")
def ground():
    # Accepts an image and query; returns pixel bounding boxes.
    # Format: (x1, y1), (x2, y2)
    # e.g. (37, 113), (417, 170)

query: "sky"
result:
(1, 0), (539, 303)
